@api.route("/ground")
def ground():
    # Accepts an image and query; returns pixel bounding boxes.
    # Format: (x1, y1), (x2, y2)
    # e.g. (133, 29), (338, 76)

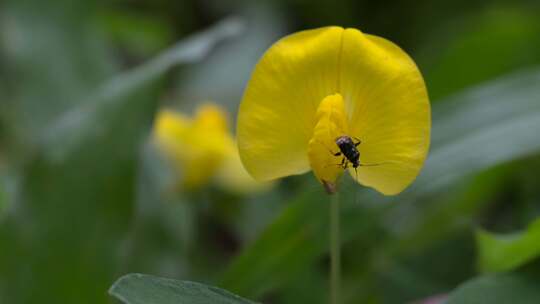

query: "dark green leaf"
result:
(446, 273), (540, 304)
(109, 274), (259, 304)
(40, 16), (244, 162)
(0, 0), (115, 157)
(477, 218), (540, 273)
(423, 8), (540, 100)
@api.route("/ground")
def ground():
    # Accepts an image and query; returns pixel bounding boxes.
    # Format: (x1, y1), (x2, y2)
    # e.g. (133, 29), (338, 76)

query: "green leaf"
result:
(97, 9), (174, 57)
(220, 67), (540, 298)
(477, 218), (540, 273)
(423, 7), (540, 101)
(219, 184), (338, 297)
(109, 274), (259, 304)
(0, 0), (115, 158)
(446, 273), (540, 304)
(40, 16), (244, 162)
(413, 68), (540, 194)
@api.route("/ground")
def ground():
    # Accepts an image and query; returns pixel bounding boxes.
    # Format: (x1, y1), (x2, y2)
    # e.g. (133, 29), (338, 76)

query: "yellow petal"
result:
(237, 26), (344, 181)
(195, 103), (229, 133)
(339, 29), (430, 195)
(307, 93), (348, 190)
(153, 109), (192, 164)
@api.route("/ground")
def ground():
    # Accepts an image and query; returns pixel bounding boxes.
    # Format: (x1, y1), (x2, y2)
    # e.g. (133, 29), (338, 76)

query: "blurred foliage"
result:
(1, 0), (540, 303)
(421, 6), (540, 100)
(446, 272), (540, 304)
(477, 218), (540, 273)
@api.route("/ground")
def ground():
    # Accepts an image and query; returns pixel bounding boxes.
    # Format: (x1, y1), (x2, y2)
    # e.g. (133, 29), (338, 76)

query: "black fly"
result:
(322, 136), (388, 195)
(331, 135), (385, 173)
(333, 136), (361, 169)
(319, 135), (386, 194)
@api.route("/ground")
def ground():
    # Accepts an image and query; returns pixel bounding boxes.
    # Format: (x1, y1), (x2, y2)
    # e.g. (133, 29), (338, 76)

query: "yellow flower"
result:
(237, 26), (430, 195)
(154, 104), (269, 193)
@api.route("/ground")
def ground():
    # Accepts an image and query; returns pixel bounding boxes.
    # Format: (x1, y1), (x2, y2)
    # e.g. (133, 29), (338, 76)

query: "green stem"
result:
(330, 191), (341, 304)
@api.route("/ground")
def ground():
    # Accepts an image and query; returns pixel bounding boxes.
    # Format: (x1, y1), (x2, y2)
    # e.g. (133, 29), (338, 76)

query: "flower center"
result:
(307, 93), (349, 192)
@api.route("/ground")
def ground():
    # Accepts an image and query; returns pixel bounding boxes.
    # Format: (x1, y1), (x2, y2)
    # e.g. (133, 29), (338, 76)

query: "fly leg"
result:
(325, 157), (349, 169)
(341, 158), (350, 169)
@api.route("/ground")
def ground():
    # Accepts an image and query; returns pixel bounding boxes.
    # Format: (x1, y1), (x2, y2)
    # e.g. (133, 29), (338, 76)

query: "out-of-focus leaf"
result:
(278, 267), (328, 304)
(40, 16), (244, 162)
(422, 6), (540, 100)
(0, 0), (115, 156)
(109, 274), (259, 304)
(476, 218), (540, 273)
(446, 273), (540, 304)
(0, 75), (157, 304)
(384, 166), (510, 258)
(219, 183), (334, 297)
(97, 9), (174, 57)
(220, 67), (540, 299)
(117, 142), (194, 279)
(411, 68), (540, 194)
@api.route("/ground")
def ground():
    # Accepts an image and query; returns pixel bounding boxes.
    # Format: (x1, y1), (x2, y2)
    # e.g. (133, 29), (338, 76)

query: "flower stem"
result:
(330, 191), (341, 304)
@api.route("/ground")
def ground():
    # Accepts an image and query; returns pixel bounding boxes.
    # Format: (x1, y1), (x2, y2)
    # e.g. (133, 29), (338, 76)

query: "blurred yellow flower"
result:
(237, 26), (430, 195)
(153, 104), (269, 193)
